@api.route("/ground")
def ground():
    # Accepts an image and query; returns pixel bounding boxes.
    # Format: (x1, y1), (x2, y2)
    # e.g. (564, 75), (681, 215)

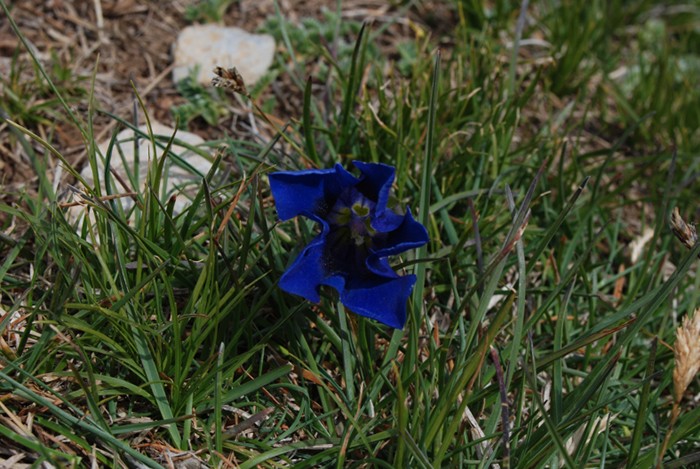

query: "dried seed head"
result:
(670, 207), (698, 251)
(673, 308), (700, 404)
(212, 66), (248, 96)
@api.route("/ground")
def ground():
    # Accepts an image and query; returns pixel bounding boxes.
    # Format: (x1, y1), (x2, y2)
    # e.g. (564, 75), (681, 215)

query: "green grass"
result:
(2, 0), (700, 467)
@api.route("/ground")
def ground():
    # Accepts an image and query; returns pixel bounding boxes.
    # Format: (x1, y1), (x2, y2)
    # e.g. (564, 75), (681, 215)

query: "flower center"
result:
(328, 189), (377, 248)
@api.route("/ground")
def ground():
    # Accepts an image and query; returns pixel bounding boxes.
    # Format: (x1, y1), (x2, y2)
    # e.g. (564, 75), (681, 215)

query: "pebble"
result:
(172, 24), (275, 86)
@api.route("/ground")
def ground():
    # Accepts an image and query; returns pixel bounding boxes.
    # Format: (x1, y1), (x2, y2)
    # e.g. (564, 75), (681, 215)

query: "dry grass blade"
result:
(223, 407), (274, 438)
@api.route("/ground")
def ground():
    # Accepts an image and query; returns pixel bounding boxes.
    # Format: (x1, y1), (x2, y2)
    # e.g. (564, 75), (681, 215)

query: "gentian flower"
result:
(269, 161), (429, 328)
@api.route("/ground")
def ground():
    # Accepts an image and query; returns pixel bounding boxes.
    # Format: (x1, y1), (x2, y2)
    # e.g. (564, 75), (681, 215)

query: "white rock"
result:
(172, 25), (275, 86)
(69, 122), (211, 229)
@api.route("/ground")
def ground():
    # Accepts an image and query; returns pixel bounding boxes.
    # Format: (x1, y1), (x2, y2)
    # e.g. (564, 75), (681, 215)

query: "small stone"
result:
(172, 25), (275, 86)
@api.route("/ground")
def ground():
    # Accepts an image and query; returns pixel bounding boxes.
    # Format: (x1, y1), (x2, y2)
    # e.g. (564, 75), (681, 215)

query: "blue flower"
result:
(269, 161), (429, 328)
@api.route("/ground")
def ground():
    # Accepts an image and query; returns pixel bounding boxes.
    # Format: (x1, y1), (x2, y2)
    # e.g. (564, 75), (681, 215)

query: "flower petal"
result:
(340, 273), (416, 329)
(371, 207), (429, 258)
(353, 161), (404, 232)
(353, 161), (394, 204)
(269, 164), (358, 221)
(278, 220), (345, 303)
(278, 234), (327, 303)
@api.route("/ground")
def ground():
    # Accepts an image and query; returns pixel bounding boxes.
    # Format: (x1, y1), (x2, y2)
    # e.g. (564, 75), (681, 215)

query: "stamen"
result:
(352, 202), (370, 217)
(328, 189), (377, 249)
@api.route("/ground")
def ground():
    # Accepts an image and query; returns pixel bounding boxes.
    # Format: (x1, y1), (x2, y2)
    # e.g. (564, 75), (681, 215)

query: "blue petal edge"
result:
(269, 164), (357, 221)
(340, 273), (417, 329)
(353, 161), (404, 232)
(371, 207), (429, 258)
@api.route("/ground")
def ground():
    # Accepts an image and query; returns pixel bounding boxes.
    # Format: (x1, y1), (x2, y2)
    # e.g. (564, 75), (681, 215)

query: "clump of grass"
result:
(184, 0), (236, 23)
(172, 70), (227, 126)
(0, 50), (87, 129)
(2, 0), (700, 466)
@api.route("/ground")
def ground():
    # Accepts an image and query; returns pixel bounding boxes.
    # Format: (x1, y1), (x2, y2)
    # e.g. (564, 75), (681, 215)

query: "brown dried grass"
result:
(658, 307), (700, 467)
(672, 308), (700, 408)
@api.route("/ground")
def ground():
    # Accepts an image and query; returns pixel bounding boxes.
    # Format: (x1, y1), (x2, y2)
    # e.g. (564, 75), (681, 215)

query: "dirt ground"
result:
(0, 0), (453, 208)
